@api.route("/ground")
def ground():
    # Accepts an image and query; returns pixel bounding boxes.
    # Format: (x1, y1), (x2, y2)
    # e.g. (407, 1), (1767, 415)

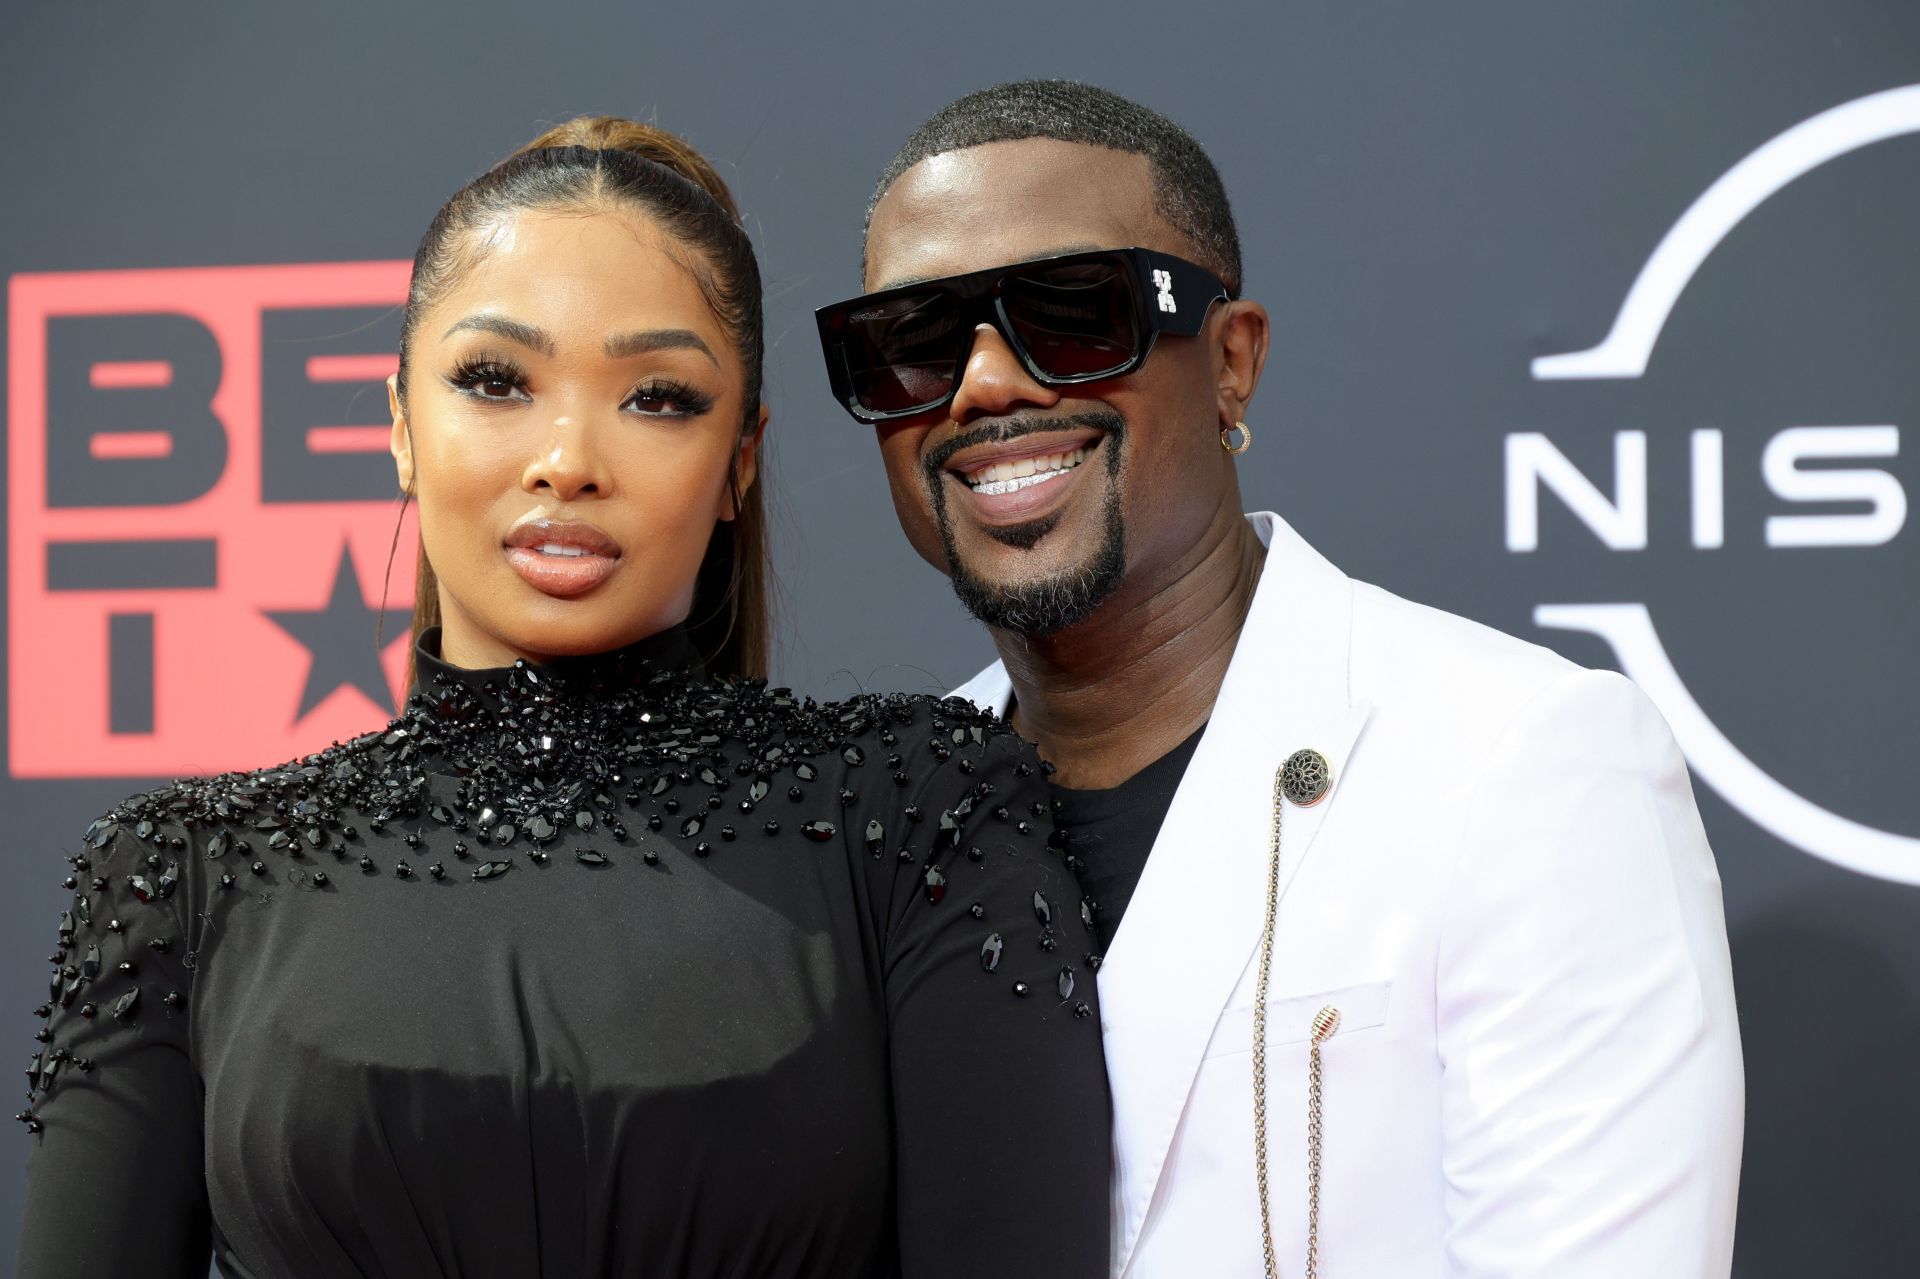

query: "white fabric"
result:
(950, 511), (1744, 1279)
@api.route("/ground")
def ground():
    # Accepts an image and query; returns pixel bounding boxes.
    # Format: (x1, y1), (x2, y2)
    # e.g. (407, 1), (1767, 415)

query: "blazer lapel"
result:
(944, 514), (1371, 1277)
(1100, 513), (1371, 1275)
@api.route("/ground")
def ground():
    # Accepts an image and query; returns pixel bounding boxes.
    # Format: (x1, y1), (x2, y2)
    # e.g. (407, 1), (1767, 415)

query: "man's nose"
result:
(945, 325), (1063, 425)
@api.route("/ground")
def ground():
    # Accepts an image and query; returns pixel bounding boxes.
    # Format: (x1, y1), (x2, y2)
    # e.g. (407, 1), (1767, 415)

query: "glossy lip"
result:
(941, 428), (1108, 526)
(502, 516), (623, 598)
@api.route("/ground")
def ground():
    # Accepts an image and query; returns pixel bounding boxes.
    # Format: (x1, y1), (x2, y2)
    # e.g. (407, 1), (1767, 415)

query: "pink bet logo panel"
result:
(7, 262), (419, 779)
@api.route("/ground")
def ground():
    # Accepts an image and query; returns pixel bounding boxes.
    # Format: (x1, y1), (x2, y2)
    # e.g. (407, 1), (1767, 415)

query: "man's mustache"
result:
(921, 411), (1126, 478)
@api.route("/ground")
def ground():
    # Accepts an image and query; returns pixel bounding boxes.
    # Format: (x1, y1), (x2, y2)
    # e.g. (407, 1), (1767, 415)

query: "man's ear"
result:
(388, 374), (415, 494)
(720, 404), (771, 521)
(1212, 299), (1272, 429)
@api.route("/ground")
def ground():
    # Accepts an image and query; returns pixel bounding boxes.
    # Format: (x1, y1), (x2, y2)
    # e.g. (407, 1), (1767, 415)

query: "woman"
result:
(16, 117), (1109, 1278)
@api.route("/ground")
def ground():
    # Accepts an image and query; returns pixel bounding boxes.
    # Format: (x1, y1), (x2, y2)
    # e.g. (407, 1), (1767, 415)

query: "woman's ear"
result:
(388, 374), (415, 494)
(720, 404), (771, 521)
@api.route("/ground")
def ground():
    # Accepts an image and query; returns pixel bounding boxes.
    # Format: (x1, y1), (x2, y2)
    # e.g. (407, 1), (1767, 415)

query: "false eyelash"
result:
(445, 356), (530, 399)
(626, 377), (716, 418)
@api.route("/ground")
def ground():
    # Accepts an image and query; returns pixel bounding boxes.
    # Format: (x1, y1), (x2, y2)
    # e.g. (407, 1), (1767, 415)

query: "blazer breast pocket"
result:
(1201, 979), (1394, 1060)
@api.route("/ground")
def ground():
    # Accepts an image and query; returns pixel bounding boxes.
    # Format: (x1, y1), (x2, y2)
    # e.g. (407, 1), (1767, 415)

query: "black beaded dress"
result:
(16, 626), (1110, 1278)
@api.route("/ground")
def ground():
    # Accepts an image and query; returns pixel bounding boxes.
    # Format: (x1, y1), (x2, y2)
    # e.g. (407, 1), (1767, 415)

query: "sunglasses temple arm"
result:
(1143, 251), (1231, 337)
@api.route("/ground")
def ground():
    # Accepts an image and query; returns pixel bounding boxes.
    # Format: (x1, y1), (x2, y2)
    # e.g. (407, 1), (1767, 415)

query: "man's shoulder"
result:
(1346, 576), (1594, 728)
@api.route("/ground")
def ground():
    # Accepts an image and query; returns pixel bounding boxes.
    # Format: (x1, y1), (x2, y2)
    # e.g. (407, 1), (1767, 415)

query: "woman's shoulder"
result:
(71, 725), (398, 881)
(813, 687), (1041, 771)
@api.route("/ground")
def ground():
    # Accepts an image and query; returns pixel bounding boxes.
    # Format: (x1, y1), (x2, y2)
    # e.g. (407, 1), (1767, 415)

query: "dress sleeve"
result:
(856, 698), (1111, 1279)
(16, 796), (211, 1279)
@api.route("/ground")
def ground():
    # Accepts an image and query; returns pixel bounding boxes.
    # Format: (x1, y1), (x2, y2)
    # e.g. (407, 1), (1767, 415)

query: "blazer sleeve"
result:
(1435, 668), (1744, 1278)
(856, 698), (1112, 1279)
(15, 798), (211, 1279)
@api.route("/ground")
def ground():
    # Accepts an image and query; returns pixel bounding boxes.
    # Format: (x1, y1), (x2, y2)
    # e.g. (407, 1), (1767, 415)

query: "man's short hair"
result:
(866, 80), (1243, 295)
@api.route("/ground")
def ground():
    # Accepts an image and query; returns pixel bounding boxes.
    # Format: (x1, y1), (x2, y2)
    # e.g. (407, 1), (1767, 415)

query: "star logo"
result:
(264, 542), (408, 722)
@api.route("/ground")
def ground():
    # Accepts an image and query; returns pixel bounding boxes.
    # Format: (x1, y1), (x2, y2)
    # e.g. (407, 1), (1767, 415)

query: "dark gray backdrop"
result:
(4, 2), (1916, 1274)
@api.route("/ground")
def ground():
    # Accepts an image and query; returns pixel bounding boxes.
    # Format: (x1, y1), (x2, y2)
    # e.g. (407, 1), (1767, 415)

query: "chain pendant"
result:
(1253, 760), (1341, 1279)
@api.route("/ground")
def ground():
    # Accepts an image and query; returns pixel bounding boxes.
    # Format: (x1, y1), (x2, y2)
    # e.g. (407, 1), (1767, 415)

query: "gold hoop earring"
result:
(1221, 421), (1252, 455)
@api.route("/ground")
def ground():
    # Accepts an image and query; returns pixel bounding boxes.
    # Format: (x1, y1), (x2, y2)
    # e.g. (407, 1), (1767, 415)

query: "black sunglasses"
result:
(816, 247), (1232, 423)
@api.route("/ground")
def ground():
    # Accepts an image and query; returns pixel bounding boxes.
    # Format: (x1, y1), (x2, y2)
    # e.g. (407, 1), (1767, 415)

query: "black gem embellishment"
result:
(1033, 891), (1053, 926)
(800, 821), (837, 843)
(980, 933), (1004, 972)
(969, 902), (985, 919)
(1057, 967), (1075, 1000)
(923, 865), (947, 904)
(472, 859), (513, 881)
(575, 849), (608, 866)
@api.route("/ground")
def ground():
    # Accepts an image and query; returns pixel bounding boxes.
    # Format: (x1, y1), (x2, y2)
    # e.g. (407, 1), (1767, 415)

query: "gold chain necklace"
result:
(1253, 755), (1341, 1279)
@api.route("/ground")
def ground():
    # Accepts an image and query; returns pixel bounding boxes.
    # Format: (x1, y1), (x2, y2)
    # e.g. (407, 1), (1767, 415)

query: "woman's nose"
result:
(521, 415), (611, 501)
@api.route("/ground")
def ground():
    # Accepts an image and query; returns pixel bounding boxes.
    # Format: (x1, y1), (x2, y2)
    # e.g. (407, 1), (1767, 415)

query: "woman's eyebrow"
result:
(604, 328), (718, 366)
(442, 314), (555, 356)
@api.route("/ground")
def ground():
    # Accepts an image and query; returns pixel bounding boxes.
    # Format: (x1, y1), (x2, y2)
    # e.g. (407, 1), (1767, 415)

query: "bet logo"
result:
(6, 261), (417, 779)
(1508, 85), (1920, 883)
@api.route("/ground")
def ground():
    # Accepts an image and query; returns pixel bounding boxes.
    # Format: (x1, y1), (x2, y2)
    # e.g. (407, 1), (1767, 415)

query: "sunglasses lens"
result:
(1000, 261), (1140, 380)
(839, 290), (965, 416)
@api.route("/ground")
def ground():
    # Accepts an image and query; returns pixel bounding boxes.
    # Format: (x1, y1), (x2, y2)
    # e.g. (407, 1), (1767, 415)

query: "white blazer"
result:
(952, 512), (1744, 1278)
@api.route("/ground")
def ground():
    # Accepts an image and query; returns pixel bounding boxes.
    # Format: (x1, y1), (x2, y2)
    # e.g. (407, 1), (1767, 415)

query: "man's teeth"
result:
(535, 543), (590, 558)
(965, 446), (1090, 496)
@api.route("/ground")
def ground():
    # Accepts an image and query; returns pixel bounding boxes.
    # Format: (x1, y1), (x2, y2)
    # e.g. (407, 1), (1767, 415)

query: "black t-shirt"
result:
(1051, 723), (1206, 951)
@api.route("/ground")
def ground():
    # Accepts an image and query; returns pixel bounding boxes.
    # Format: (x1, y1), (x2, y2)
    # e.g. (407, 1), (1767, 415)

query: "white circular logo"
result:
(1521, 85), (1920, 884)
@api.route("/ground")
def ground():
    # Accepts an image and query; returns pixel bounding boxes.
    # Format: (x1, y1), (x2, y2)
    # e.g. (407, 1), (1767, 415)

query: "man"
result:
(817, 81), (1744, 1277)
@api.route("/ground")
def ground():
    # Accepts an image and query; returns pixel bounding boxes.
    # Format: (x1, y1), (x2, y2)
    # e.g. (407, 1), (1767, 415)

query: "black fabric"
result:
(18, 627), (1110, 1279)
(1053, 723), (1206, 950)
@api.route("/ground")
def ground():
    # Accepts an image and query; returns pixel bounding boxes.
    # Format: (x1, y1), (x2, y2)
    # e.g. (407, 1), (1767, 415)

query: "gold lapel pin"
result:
(1280, 748), (1333, 807)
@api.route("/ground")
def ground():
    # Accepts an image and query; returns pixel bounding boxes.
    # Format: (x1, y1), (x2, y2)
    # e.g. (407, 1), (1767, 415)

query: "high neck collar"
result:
(409, 624), (703, 714)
